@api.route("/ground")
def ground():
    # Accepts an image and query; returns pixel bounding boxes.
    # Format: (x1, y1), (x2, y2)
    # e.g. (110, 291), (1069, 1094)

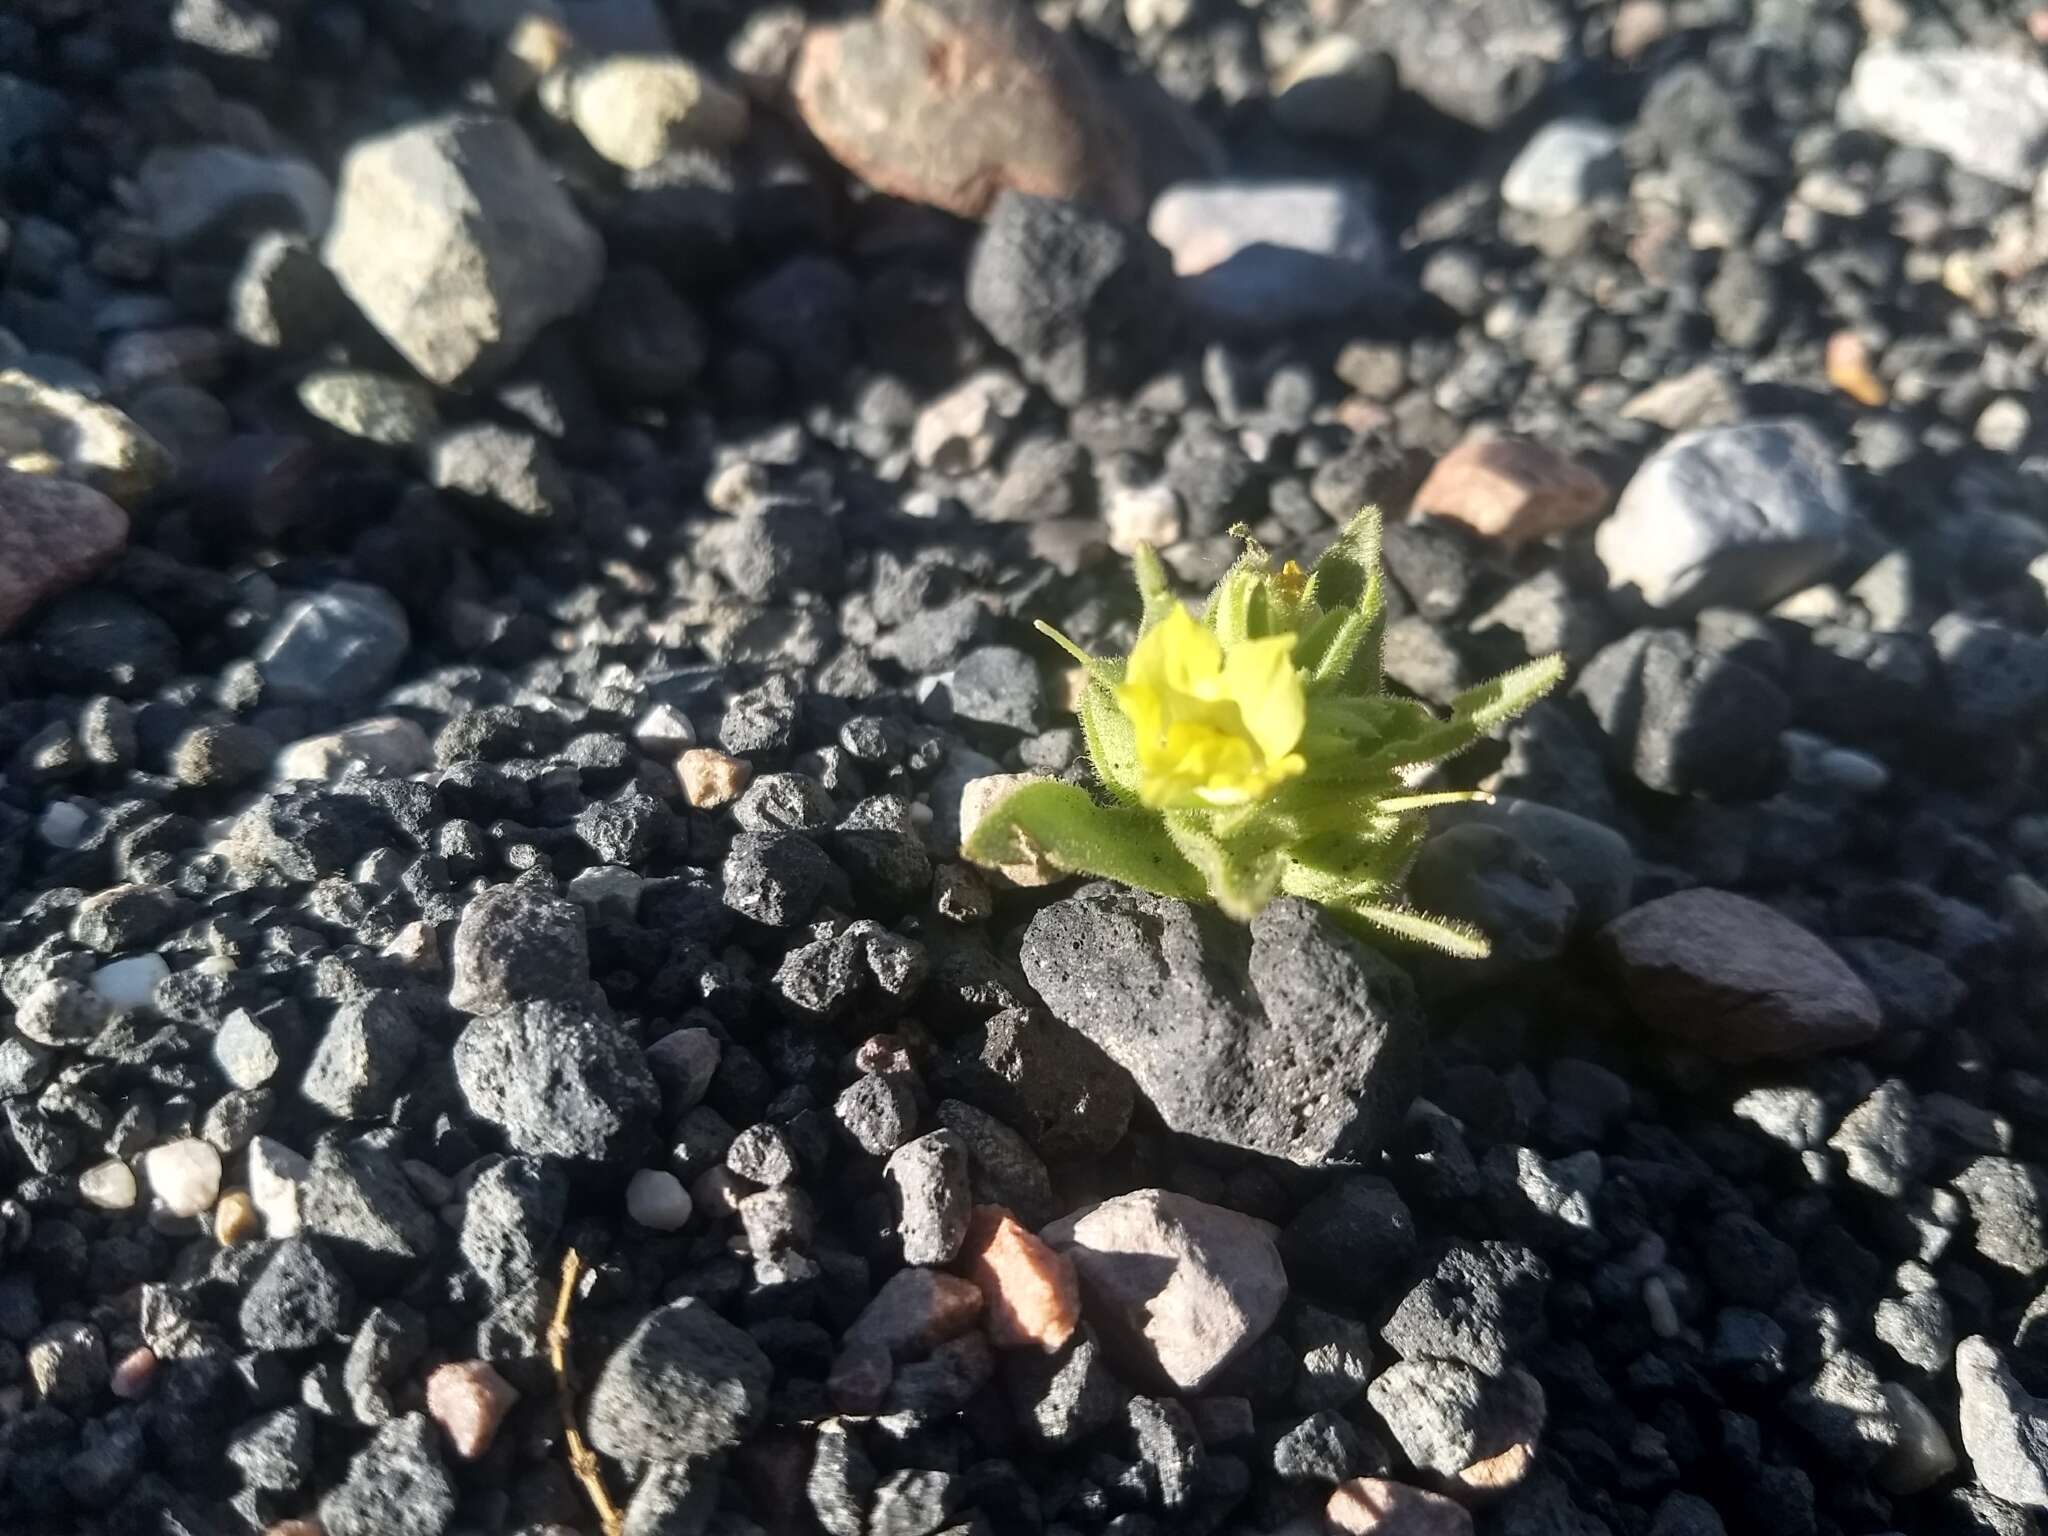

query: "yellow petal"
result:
(1221, 633), (1308, 763)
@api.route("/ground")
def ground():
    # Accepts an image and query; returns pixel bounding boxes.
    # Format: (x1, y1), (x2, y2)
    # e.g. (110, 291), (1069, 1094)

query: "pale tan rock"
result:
(1327, 1478), (1473, 1535)
(427, 1359), (521, 1459)
(791, 0), (1140, 222)
(215, 1188), (261, 1246)
(961, 1205), (1079, 1352)
(263, 1521), (325, 1536)
(959, 773), (1061, 887)
(1412, 436), (1608, 545)
(568, 56), (749, 171)
(1610, 0), (1671, 60)
(382, 920), (442, 975)
(0, 373), (171, 505)
(679, 747), (753, 808)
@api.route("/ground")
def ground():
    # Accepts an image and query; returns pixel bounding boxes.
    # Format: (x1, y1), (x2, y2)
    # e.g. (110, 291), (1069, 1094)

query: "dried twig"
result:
(548, 1248), (624, 1536)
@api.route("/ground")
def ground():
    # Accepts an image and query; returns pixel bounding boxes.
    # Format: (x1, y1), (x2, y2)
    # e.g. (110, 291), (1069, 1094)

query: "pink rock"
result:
(791, 0), (1139, 222)
(960, 1205), (1078, 1352)
(1412, 436), (1609, 545)
(1327, 1478), (1474, 1536)
(0, 471), (129, 636)
(1042, 1188), (1286, 1392)
(426, 1359), (520, 1460)
(109, 1346), (159, 1400)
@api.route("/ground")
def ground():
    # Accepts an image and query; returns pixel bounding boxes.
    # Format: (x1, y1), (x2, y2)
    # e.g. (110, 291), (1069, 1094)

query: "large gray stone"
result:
(1352, 0), (1571, 129)
(1840, 49), (2048, 191)
(1020, 887), (1424, 1167)
(1595, 420), (1853, 614)
(321, 114), (604, 387)
(586, 1298), (773, 1461)
(1148, 180), (1399, 332)
(1043, 1188), (1286, 1392)
(255, 583), (411, 704)
(1957, 1336), (2048, 1509)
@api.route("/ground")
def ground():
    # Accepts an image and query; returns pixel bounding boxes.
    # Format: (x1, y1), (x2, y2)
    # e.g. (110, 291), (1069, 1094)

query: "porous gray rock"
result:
(586, 1298), (773, 1461)
(1020, 887), (1424, 1166)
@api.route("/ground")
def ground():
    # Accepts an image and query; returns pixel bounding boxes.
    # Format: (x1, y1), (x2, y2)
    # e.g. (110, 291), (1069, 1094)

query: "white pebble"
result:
(248, 1136), (308, 1237)
(142, 1139), (222, 1218)
(38, 800), (90, 848)
(89, 954), (170, 1009)
(626, 1169), (694, 1231)
(634, 703), (696, 752)
(78, 1160), (137, 1211)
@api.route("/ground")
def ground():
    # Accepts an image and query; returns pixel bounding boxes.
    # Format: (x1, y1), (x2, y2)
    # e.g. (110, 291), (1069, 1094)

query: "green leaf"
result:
(1204, 560), (1260, 648)
(1280, 814), (1426, 897)
(1306, 506), (1382, 613)
(1165, 813), (1286, 921)
(1362, 654), (1567, 774)
(1078, 682), (1142, 805)
(1303, 609), (1371, 692)
(1132, 544), (1177, 636)
(963, 781), (1205, 900)
(1338, 899), (1492, 959)
(1034, 621), (1123, 688)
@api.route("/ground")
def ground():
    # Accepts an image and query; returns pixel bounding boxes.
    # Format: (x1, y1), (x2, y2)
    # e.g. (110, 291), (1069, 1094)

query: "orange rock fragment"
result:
(1826, 330), (1888, 407)
(961, 1204), (1079, 1352)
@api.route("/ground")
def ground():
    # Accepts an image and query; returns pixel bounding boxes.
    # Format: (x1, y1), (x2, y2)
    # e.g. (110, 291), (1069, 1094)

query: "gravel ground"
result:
(6, 1), (2048, 1535)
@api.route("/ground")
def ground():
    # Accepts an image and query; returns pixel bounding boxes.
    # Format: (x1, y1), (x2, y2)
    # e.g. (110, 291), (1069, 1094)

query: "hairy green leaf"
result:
(1132, 543), (1177, 636)
(1078, 681), (1142, 804)
(963, 781), (1205, 899)
(1337, 899), (1492, 959)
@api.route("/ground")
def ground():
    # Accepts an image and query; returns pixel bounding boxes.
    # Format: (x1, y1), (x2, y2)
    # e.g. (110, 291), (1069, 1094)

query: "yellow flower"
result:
(1117, 604), (1308, 809)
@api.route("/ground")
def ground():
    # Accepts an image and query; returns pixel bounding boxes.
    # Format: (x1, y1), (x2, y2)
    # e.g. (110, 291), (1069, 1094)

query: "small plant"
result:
(964, 509), (1565, 956)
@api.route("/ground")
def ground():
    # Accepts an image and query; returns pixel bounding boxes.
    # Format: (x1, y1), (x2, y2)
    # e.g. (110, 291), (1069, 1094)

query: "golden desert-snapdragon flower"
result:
(1116, 603), (1307, 809)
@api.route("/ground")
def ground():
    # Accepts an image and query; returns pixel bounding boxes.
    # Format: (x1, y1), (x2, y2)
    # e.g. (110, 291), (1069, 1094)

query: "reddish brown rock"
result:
(426, 1359), (520, 1459)
(1412, 436), (1608, 545)
(1600, 888), (1882, 1061)
(960, 1205), (1079, 1351)
(0, 471), (130, 636)
(791, 0), (1141, 222)
(1328, 1478), (1473, 1535)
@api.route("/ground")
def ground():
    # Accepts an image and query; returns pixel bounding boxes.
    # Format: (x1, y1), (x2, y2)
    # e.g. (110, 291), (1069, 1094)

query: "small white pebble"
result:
(248, 1136), (308, 1237)
(89, 954), (170, 1009)
(38, 800), (90, 848)
(193, 955), (237, 978)
(626, 1169), (694, 1231)
(78, 1159), (137, 1211)
(1642, 1275), (1681, 1338)
(634, 703), (695, 752)
(142, 1138), (222, 1218)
